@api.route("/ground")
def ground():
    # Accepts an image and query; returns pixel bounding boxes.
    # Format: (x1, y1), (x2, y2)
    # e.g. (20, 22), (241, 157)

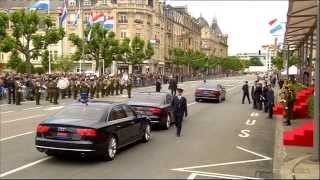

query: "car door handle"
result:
(116, 125), (122, 128)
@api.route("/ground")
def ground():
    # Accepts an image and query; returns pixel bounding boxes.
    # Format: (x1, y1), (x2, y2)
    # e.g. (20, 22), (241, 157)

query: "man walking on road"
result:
(242, 81), (251, 104)
(171, 88), (188, 137)
(266, 84), (275, 119)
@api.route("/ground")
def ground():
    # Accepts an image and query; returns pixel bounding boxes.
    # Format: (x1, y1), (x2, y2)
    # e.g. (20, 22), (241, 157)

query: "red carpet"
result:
(283, 120), (314, 147)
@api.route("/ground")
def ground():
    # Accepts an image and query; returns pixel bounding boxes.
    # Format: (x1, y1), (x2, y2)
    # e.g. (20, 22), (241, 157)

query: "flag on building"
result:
(30, 0), (50, 10)
(93, 13), (105, 25)
(268, 18), (277, 26)
(270, 24), (282, 34)
(59, 0), (68, 27)
(71, 0), (80, 28)
(269, 18), (283, 34)
(103, 16), (114, 29)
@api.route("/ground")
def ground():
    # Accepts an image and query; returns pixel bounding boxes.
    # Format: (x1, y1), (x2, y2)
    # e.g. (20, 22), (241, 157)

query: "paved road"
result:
(0, 75), (275, 179)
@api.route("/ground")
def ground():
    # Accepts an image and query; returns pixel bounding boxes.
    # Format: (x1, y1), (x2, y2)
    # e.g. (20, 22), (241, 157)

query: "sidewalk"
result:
(273, 116), (320, 179)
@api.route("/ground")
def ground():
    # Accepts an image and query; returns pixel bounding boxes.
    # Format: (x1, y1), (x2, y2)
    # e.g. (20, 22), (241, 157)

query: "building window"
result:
(148, 0), (153, 7)
(120, 31), (127, 38)
(83, 0), (91, 6)
(118, 14), (128, 23)
(69, 0), (76, 6)
(136, 0), (144, 5)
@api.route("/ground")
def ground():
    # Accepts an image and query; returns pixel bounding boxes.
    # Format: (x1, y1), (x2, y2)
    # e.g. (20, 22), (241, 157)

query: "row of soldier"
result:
(2, 73), (133, 105)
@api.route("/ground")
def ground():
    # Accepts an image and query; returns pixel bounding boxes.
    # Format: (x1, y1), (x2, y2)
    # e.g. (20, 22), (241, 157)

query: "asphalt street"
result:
(0, 75), (275, 179)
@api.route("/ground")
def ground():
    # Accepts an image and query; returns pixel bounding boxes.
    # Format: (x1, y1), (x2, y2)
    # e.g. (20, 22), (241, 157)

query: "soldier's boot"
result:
(36, 95), (40, 105)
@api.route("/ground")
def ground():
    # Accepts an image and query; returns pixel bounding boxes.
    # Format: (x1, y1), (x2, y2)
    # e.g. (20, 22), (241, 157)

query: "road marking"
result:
(0, 157), (52, 178)
(185, 171), (261, 179)
(0, 111), (14, 114)
(187, 102), (197, 106)
(187, 173), (198, 179)
(250, 112), (259, 117)
(2, 114), (47, 124)
(171, 146), (271, 179)
(0, 131), (34, 142)
(0, 104), (8, 107)
(23, 107), (42, 111)
(44, 106), (64, 111)
(238, 130), (250, 138)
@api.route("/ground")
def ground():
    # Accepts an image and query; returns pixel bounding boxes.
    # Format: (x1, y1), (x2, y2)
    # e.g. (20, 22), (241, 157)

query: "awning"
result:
(284, 0), (318, 49)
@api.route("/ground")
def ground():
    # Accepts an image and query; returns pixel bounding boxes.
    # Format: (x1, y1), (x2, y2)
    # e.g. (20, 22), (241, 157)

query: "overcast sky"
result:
(166, 0), (288, 55)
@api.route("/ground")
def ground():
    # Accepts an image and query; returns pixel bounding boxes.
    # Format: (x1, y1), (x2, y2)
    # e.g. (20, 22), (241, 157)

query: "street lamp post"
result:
(311, 0), (319, 161)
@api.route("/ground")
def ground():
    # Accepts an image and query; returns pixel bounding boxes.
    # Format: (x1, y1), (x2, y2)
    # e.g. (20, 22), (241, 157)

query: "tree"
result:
(221, 56), (244, 72)
(41, 50), (49, 71)
(128, 36), (146, 65)
(169, 48), (186, 72)
(272, 54), (284, 71)
(69, 24), (119, 73)
(55, 56), (75, 72)
(145, 41), (154, 61)
(1, 10), (65, 73)
(7, 50), (22, 70)
(249, 57), (264, 66)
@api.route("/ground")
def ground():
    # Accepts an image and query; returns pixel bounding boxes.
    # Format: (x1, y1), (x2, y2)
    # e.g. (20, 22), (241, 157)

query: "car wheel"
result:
(142, 123), (151, 143)
(195, 98), (199, 102)
(217, 96), (222, 103)
(164, 114), (171, 129)
(104, 136), (117, 161)
(45, 150), (56, 156)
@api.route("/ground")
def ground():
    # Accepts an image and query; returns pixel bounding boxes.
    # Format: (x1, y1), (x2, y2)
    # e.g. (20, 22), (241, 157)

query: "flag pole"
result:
(79, 0), (84, 73)
(48, 0), (51, 74)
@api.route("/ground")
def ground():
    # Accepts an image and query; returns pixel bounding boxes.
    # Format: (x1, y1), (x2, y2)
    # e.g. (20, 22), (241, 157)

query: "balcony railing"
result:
(117, 3), (154, 11)
(118, 20), (128, 24)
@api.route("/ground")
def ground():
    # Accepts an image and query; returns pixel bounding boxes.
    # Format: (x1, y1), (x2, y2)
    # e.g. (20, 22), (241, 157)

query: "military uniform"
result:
(52, 79), (59, 104)
(96, 79), (103, 98)
(89, 79), (96, 99)
(34, 81), (41, 105)
(47, 79), (54, 103)
(115, 78), (120, 95)
(284, 88), (295, 126)
(79, 81), (90, 94)
(126, 78), (132, 98)
(110, 78), (115, 96)
(71, 79), (79, 100)
(15, 79), (22, 105)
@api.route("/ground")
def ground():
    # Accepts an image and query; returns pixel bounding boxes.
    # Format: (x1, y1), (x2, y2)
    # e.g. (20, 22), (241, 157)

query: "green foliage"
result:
(16, 61), (34, 74)
(220, 56), (243, 71)
(308, 96), (314, 118)
(128, 36), (146, 65)
(1, 10), (64, 73)
(7, 50), (22, 70)
(289, 82), (306, 92)
(169, 48), (186, 66)
(0, 12), (9, 40)
(249, 57), (263, 66)
(145, 41), (155, 60)
(55, 56), (74, 72)
(34, 67), (45, 74)
(272, 54), (284, 71)
(41, 50), (49, 71)
(69, 24), (119, 71)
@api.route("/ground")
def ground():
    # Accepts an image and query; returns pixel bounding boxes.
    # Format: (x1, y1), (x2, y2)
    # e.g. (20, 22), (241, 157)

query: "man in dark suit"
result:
(242, 81), (250, 104)
(171, 88), (188, 137)
(266, 84), (275, 119)
(169, 77), (177, 96)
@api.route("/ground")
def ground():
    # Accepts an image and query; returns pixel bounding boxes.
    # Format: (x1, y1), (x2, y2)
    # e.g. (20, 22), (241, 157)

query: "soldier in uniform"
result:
(34, 79), (42, 105)
(47, 78), (54, 103)
(120, 78), (125, 95)
(115, 77), (120, 95)
(15, 76), (22, 105)
(283, 86), (295, 126)
(126, 77), (132, 98)
(96, 78), (103, 98)
(52, 77), (59, 104)
(79, 79), (90, 95)
(70, 78), (78, 100)
(89, 77), (96, 99)
(6, 76), (15, 104)
(110, 77), (115, 96)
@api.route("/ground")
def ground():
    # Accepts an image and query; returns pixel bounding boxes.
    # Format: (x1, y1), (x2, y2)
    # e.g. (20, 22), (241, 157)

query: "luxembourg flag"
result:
(103, 16), (114, 29)
(71, 1), (80, 28)
(269, 18), (283, 34)
(59, 0), (68, 27)
(30, 0), (50, 10)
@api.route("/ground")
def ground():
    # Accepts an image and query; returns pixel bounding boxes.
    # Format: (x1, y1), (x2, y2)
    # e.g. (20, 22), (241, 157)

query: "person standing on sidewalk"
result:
(171, 88), (188, 137)
(266, 84), (275, 119)
(242, 81), (251, 104)
(155, 77), (161, 92)
(283, 86), (295, 126)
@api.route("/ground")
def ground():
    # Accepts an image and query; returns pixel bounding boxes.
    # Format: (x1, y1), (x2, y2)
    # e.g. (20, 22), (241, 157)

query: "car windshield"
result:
(53, 105), (107, 121)
(199, 84), (218, 89)
(130, 94), (164, 105)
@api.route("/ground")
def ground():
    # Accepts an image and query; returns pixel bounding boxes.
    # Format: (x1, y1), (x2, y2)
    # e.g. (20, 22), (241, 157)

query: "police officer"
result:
(242, 81), (250, 104)
(171, 88), (188, 137)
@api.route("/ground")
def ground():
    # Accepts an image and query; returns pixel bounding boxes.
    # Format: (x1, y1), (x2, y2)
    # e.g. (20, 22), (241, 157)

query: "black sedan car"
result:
(35, 101), (151, 160)
(195, 83), (226, 103)
(128, 92), (174, 129)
